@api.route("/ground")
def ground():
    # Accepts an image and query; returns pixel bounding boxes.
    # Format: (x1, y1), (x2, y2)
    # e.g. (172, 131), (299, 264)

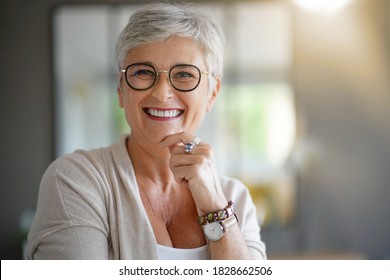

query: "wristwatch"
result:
(202, 214), (239, 241)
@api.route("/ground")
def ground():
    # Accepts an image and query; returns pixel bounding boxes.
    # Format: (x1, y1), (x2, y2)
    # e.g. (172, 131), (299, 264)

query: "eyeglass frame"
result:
(120, 63), (210, 92)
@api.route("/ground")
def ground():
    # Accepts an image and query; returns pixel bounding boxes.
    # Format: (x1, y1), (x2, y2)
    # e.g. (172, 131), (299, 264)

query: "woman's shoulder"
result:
(44, 147), (109, 179)
(40, 135), (132, 197)
(47, 135), (129, 175)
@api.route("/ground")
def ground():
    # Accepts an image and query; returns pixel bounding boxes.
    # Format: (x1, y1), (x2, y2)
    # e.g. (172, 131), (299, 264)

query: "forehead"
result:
(124, 37), (206, 68)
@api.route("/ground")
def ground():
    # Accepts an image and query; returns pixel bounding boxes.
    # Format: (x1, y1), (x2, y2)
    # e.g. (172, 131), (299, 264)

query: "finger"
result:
(170, 165), (199, 182)
(159, 131), (198, 148)
(170, 165), (191, 183)
(170, 153), (205, 169)
(167, 143), (183, 156)
(170, 143), (211, 157)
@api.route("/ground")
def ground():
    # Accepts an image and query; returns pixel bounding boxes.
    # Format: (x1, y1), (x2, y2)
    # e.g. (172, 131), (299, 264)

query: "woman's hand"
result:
(159, 131), (227, 213)
(160, 131), (254, 260)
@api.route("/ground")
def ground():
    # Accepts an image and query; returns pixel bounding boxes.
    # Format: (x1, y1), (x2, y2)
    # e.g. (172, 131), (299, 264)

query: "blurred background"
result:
(1, 0), (389, 259)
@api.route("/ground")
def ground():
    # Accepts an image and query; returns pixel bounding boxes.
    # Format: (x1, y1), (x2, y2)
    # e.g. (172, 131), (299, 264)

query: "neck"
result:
(126, 135), (177, 192)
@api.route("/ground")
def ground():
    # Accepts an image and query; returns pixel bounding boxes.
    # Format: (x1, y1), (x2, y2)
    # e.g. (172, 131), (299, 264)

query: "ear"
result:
(117, 80), (124, 108)
(206, 78), (221, 112)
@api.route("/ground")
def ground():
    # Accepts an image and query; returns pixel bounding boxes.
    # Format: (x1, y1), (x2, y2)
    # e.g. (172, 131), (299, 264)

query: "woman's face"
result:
(117, 37), (220, 144)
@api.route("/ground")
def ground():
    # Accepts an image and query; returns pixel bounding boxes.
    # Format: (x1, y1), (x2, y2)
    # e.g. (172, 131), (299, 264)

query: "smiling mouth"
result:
(144, 108), (184, 118)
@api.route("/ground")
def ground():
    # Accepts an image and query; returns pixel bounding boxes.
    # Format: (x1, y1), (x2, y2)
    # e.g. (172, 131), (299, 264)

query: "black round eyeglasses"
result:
(121, 63), (209, 92)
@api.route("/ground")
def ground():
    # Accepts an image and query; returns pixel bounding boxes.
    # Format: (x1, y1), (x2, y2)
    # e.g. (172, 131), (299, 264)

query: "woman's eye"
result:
(133, 69), (154, 77)
(175, 72), (193, 79)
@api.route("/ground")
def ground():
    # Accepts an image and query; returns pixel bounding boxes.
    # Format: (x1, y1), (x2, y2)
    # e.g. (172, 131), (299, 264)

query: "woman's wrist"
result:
(198, 198), (228, 215)
(197, 200), (236, 226)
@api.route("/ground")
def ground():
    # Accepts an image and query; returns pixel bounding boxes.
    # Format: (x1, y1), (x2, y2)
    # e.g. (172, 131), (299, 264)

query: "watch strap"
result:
(221, 213), (239, 232)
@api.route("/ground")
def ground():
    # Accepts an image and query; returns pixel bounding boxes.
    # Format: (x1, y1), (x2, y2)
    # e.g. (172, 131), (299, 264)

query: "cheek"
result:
(184, 93), (207, 115)
(119, 92), (141, 122)
(188, 95), (210, 123)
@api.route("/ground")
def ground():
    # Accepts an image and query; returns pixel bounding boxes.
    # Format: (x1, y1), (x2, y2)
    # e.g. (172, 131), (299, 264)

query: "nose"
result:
(151, 70), (174, 102)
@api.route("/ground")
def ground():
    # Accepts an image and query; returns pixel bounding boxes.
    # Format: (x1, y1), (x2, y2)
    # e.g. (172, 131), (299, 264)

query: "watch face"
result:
(204, 222), (224, 241)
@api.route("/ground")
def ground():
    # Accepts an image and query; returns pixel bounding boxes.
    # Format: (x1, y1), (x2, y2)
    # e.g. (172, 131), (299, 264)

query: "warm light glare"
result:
(292, 0), (353, 13)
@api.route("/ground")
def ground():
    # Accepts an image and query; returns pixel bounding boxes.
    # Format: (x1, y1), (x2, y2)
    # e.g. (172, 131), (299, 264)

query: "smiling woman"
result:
(27, 2), (267, 260)
(45, 1), (297, 255)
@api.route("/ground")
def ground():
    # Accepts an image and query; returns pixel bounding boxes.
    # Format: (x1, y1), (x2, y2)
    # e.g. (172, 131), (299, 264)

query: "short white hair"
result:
(115, 2), (225, 83)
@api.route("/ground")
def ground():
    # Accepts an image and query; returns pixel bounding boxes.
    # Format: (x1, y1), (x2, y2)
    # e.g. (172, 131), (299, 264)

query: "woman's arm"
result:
(27, 155), (110, 260)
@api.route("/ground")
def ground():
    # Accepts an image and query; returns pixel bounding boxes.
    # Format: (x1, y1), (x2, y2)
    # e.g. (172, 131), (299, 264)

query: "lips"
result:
(143, 108), (184, 119)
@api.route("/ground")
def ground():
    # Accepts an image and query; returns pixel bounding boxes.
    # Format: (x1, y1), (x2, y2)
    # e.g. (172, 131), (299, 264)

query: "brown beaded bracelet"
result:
(197, 201), (236, 226)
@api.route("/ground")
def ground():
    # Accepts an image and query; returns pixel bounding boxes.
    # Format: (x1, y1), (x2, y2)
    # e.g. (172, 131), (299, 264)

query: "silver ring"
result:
(184, 136), (201, 153)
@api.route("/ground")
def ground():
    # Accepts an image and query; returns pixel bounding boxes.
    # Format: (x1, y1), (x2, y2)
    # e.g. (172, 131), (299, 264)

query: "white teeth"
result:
(147, 109), (182, 118)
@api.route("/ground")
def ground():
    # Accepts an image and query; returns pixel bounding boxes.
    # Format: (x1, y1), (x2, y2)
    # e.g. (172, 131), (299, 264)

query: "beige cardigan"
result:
(27, 135), (266, 259)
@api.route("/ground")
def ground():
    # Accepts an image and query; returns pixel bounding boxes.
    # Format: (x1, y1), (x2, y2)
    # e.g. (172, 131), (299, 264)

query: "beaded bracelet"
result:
(197, 201), (236, 226)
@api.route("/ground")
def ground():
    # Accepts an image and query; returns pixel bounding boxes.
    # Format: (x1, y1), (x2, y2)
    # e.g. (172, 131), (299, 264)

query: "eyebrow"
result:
(135, 61), (154, 65)
(126, 61), (201, 69)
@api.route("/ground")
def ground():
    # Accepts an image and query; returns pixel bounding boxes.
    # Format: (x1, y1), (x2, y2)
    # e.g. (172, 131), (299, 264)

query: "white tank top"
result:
(157, 244), (209, 260)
